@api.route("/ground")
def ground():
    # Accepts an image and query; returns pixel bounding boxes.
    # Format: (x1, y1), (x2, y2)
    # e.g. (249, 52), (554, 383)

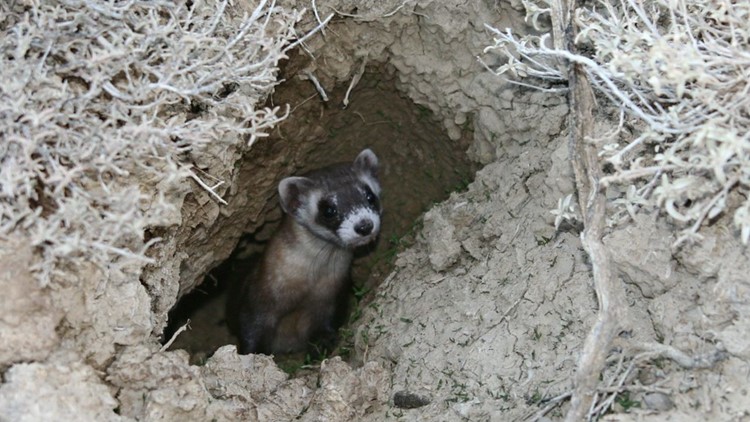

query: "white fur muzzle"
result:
(337, 207), (380, 248)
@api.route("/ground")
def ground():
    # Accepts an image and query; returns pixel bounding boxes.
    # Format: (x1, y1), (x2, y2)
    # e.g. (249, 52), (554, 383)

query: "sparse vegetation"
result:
(0, 0), (298, 284)
(484, 0), (750, 247)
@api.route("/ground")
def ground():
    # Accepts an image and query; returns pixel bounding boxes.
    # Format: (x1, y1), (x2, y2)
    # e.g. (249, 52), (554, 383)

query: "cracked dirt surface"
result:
(351, 118), (601, 420)
(347, 113), (750, 420)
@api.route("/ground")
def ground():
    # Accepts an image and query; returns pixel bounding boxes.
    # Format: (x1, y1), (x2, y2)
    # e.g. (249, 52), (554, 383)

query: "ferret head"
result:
(278, 149), (382, 249)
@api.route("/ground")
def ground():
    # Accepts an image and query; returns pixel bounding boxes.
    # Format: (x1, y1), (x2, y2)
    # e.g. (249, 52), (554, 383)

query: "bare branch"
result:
(160, 320), (191, 352)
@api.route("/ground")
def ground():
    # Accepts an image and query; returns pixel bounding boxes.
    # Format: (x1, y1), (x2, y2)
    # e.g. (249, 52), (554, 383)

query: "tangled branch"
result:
(0, 0), (301, 284)
(481, 0), (750, 246)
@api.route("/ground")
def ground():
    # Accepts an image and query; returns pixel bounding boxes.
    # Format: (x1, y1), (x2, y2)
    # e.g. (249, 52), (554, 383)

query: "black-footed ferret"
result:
(231, 149), (382, 355)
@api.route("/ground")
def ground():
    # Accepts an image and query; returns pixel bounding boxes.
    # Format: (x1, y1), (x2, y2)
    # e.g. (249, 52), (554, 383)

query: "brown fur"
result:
(229, 149), (380, 355)
(233, 218), (352, 354)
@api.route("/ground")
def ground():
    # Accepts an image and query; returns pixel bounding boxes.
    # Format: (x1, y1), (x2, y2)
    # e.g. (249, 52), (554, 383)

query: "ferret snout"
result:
(354, 219), (374, 236)
(337, 207), (380, 248)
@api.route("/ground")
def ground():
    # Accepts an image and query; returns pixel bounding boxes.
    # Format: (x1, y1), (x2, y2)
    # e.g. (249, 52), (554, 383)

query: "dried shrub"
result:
(482, 0), (750, 246)
(0, 0), (299, 283)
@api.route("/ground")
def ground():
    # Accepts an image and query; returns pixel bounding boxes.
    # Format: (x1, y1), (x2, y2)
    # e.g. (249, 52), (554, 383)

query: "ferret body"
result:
(232, 149), (382, 355)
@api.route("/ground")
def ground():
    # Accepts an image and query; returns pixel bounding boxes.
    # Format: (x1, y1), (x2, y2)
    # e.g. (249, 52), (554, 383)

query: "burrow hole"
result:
(163, 63), (476, 371)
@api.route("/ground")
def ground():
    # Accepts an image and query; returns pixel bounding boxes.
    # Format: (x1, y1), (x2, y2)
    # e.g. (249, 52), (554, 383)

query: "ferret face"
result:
(279, 149), (382, 249)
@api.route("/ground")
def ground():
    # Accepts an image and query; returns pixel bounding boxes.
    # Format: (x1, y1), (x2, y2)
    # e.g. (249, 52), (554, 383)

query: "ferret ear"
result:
(353, 148), (378, 178)
(278, 177), (314, 215)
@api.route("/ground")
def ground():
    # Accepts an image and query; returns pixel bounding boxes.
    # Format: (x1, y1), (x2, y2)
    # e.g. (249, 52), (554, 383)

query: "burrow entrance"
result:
(163, 63), (477, 367)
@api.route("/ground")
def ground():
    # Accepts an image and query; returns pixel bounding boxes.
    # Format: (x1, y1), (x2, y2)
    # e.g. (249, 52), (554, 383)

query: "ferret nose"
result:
(354, 219), (373, 236)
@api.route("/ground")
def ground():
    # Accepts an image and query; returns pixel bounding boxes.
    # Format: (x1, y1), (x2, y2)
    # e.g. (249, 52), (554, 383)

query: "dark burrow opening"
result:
(163, 64), (477, 370)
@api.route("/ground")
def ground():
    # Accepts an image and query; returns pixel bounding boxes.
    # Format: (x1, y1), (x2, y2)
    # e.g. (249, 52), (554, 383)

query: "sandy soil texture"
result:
(1, 0), (748, 421)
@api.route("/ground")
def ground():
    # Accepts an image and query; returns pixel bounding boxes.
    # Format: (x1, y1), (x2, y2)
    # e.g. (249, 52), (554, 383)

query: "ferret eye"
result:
(364, 187), (378, 207)
(321, 203), (337, 219)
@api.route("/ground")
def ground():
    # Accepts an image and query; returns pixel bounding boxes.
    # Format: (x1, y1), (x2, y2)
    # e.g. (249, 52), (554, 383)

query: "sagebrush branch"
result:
(482, 0), (750, 245)
(0, 0), (300, 283)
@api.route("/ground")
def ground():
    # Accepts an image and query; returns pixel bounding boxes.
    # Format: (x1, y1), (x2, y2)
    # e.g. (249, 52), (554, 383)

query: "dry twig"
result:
(553, 0), (629, 419)
(160, 320), (191, 353)
(564, 44), (627, 422)
(632, 342), (728, 369)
